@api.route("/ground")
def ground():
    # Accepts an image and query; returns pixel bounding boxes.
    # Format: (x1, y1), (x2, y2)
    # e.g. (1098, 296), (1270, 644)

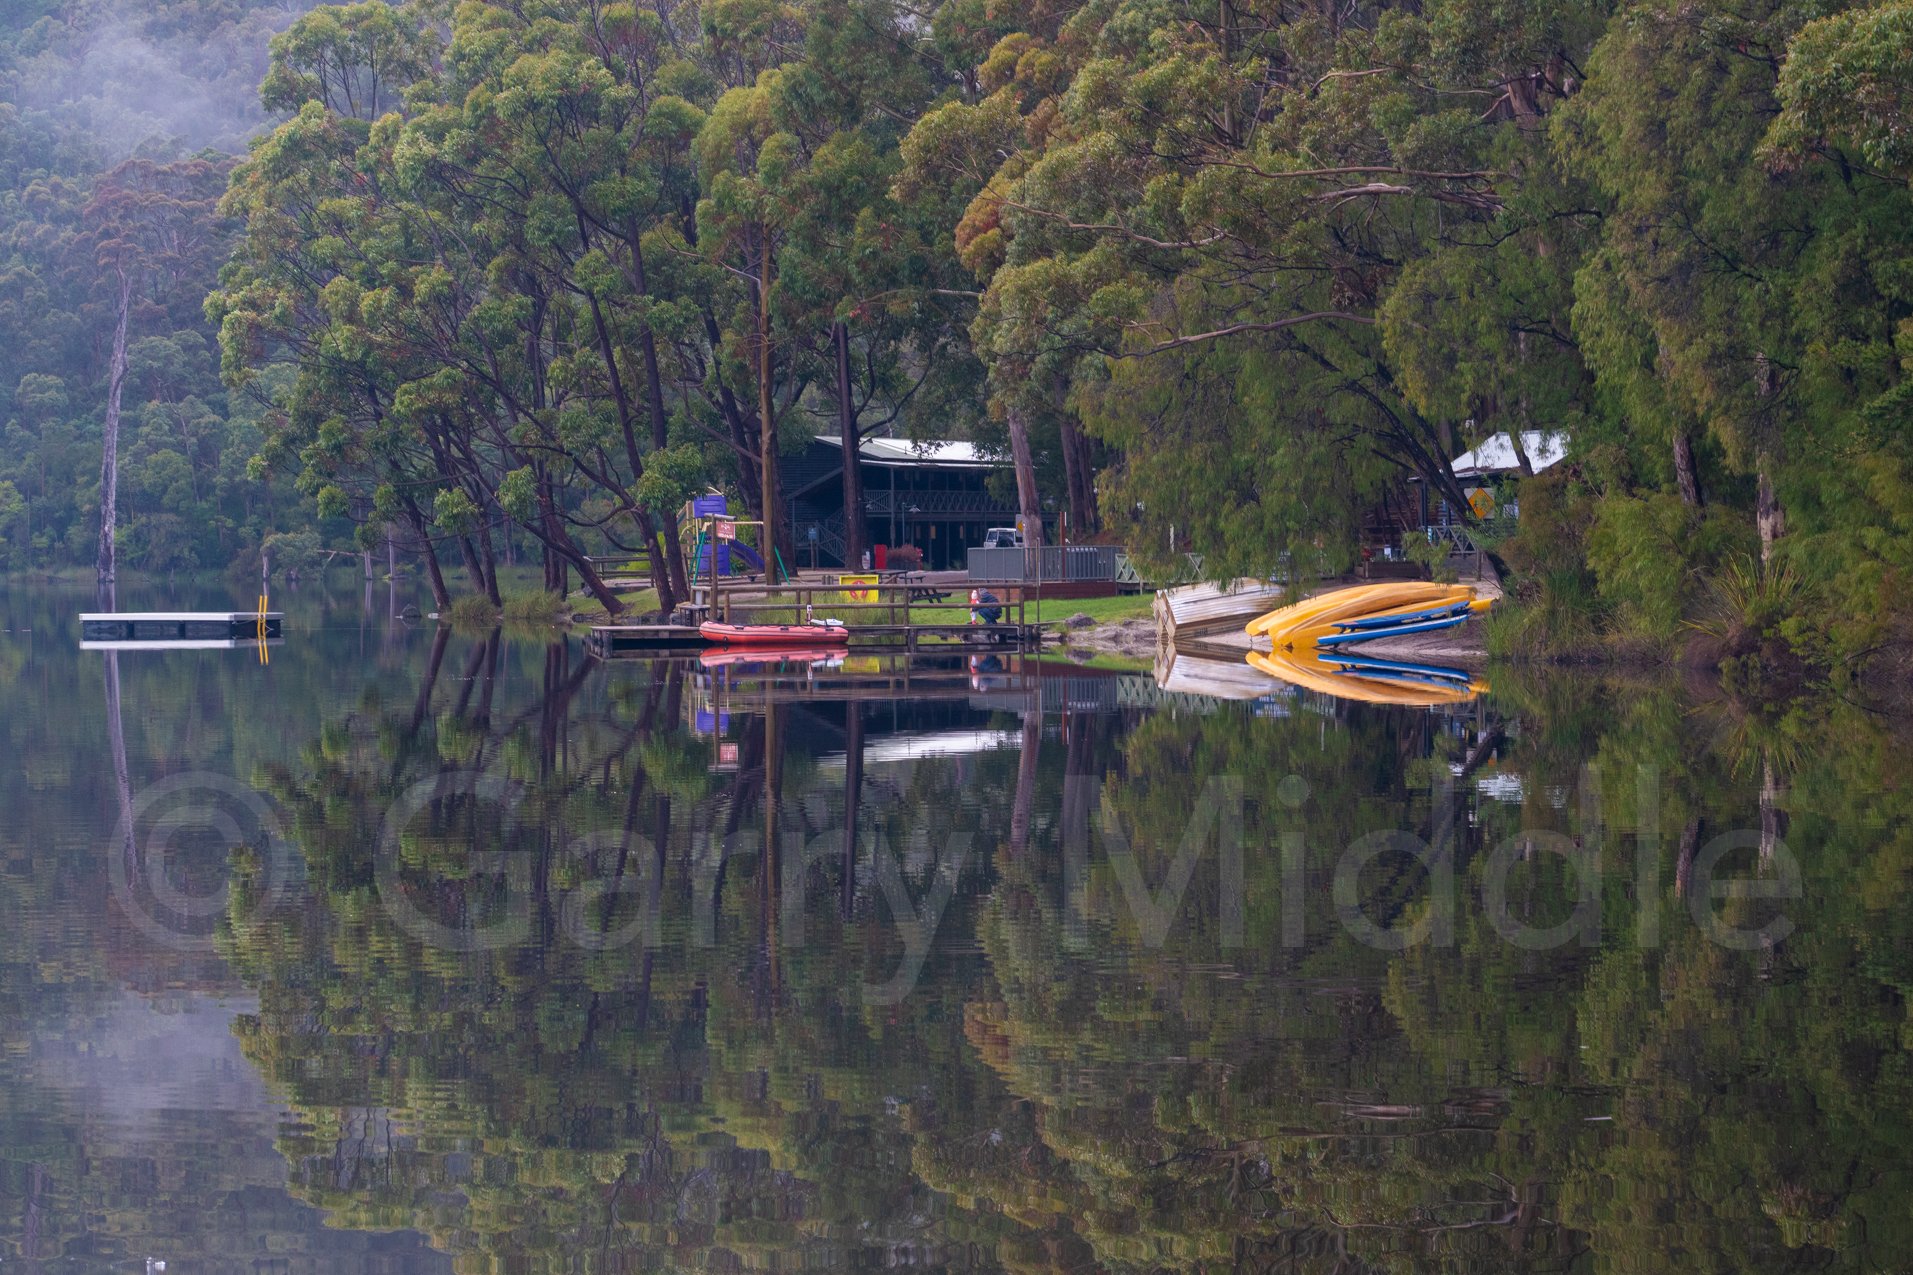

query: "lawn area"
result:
(568, 587), (659, 624)
(907, 591), (1155, 628)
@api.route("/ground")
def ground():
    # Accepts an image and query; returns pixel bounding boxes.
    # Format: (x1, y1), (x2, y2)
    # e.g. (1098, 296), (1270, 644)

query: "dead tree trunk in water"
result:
(95, 267), (131, 583)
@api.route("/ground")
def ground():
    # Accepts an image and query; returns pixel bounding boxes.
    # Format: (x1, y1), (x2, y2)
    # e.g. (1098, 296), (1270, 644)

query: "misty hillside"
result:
(0, 0), (325, 164)
(0, 0), (329, 574)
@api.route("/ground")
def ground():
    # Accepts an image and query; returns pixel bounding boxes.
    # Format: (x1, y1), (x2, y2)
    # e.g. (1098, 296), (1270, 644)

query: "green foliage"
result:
(1765, 0), (1913, 177)
(262, 527), (323, 577)
(1401, 529), (1457, 583)
(1585, 492), (1747, 642)
(632, 442), (706, 515)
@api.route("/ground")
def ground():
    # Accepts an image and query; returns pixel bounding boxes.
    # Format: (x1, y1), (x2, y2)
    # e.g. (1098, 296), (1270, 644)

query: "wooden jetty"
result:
(586, 624), (706, 654)
(80, 611), (283, 643)
(584, 574), (1046, 658)
(588, 620), (1041, 658)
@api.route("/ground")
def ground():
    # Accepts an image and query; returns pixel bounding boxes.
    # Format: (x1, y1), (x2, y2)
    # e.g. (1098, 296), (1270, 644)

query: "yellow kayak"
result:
(1247, 582), (1480, 650)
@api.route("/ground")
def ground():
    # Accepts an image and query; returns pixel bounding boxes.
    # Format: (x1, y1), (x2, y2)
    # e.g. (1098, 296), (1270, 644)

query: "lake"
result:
(0, 579), (1905, 1272)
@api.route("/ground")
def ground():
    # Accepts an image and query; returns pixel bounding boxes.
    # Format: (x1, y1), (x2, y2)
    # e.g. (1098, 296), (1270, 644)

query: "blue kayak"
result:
(1330, 601), (1475, 631)
(1314, 611), (1471, 647)
(1324, 653), (1478, 686)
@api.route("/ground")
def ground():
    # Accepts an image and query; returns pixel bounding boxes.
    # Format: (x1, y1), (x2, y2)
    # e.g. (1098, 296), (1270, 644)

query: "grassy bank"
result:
(909, 592), (1155, 628)
(567, 588), (661, 626)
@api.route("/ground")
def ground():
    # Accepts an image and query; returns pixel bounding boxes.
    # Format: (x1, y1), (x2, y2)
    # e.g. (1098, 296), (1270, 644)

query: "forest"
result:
(3, 0), (1911, 659)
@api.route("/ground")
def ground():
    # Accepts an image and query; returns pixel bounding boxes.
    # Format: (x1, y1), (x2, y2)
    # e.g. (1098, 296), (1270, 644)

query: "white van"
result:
(981, 527), (1023, 549)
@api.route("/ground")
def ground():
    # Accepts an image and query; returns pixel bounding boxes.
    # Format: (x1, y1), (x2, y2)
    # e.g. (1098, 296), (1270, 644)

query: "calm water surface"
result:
(0, 579), (1907, 1272)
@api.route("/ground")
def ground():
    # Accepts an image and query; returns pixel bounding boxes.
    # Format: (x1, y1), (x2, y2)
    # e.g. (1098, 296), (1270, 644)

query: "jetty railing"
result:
(699, 580), (1024, 628)
(967, 544), (1121, 583)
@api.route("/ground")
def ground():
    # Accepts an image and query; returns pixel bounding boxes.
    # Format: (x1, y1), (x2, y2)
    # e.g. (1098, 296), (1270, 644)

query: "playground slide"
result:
(691, 539), (766, 578)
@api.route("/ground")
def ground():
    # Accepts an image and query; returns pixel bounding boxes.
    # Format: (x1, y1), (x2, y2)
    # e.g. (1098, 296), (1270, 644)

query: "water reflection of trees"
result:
(0, 586), (453, 1271)
(218, 647), (1913, 1273)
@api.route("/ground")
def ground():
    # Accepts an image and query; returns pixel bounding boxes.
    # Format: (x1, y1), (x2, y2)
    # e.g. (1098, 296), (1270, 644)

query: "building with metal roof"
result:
(780, 436), (1031, 570)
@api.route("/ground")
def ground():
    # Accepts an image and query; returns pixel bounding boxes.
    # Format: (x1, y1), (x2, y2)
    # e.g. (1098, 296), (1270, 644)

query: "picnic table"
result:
(883, 570), (952, 603)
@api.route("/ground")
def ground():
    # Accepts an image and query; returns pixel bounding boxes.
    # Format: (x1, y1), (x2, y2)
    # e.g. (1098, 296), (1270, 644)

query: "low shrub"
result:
(502, 589), (567, 623)
(445, 594), (501, 628)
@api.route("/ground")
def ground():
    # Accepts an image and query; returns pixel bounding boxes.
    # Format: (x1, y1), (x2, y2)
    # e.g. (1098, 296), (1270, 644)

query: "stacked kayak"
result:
(1246, 582), (1490, 652)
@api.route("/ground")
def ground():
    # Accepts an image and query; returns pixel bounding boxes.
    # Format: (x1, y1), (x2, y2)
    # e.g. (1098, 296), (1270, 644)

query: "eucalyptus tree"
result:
(1566, 0), (1913, 637)
(896, 0), (1599, 575)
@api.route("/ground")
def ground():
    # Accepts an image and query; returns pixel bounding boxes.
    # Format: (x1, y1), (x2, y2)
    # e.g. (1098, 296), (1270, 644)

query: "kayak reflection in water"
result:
(1247, 649), (1489, 707)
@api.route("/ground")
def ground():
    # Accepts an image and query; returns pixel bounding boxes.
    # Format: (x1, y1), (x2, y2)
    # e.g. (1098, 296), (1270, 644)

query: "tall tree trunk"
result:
(477, 521), (501, 605)
(1673, 429), (1702, 508)
(1005, 406), (1043, 549)
(458, 533), (490, 599)
(702, 309), (763, 516)
(758, 228), (780, 578)
(632, 241), (691, 607)
(95, 267), (132, 583)
(583, 285), (677, 614)
(1753, 355), (1783, 565)
(1756, 450), (1785, 566)
(537, 472), (571, 598)
(834, 320), (864, 568)
(403, 503), (451, 610)
(1059, 415), (1099, 537)
(533, 478), (624, 615)
(1506, 424), (1535, 477)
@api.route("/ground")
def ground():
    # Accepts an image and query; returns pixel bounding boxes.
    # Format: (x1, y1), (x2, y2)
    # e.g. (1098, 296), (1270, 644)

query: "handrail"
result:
(967, 544), (1120, 582)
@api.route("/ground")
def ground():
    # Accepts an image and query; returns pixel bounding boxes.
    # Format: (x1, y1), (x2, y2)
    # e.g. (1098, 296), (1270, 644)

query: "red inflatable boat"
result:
(699, 620), (851, 646)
